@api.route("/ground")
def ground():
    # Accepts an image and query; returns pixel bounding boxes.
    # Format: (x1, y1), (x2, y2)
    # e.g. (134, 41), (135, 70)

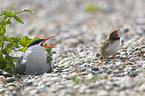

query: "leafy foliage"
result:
(85, 4), (103, 13)
(86, 77), (102, 83)
(72, 76), (80, 83)
(0, 5), (52, 75)
(45, 48), (53, 63)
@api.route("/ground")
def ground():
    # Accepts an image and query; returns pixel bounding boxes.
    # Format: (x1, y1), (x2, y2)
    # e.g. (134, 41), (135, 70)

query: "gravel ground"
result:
(0, 0), (145, 96)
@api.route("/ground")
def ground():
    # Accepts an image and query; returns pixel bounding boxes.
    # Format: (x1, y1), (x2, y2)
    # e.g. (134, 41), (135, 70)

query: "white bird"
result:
(99, 29), (121, 59)
(16, 36), (55, 75)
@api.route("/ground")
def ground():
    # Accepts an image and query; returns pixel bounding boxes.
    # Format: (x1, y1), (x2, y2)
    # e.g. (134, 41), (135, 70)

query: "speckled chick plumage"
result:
(99, 29), (121, 59)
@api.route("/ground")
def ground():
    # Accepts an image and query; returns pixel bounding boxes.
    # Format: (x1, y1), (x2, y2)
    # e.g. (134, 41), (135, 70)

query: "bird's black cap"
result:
(27, 39), (44, 48)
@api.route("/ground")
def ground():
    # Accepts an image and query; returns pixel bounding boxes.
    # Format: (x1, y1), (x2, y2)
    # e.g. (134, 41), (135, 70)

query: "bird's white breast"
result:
(105, 40), (120, 56)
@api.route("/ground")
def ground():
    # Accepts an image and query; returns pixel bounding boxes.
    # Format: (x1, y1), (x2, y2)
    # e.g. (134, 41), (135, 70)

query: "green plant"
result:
(86, 77), (102, 83)
(85, 4), (103, 13)
(72, 76), (80, 83)
(0, 5), (52, 75)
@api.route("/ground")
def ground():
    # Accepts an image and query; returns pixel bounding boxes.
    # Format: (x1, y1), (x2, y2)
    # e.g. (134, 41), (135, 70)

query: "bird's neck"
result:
(109, 37), (120, 41)
(109, 38), (120, 44)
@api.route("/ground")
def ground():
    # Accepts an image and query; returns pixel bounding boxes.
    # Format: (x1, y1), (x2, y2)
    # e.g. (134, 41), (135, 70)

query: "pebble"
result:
(97, 90), (109, 96)
(79, 85), (87, 94)
(0, 88), (6, 93)
(79, 52), (88, 57)
(142, 64), (145, 69)
(92, 67), (99, 71)
(85, 89), (94, 94)
(74, 61), (82, 67)
(60, 89), (75, 95)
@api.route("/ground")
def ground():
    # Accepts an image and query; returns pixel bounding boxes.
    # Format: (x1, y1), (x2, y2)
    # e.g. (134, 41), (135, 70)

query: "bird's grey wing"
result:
(98, 39), (110, 56)
(16, 55), (27, 75)
(100, 39), (109, 50)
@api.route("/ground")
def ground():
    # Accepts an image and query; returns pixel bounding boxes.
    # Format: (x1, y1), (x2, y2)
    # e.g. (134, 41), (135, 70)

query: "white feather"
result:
(105, 40), (120, 56)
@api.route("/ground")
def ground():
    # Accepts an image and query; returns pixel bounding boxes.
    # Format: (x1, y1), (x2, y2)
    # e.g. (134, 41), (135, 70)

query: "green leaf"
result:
(72, 76), (80, 83)
(20, 36), (32, 47)
(32, 37), (40, 41)
(18, 47), (27, 52)
(0, 51), (7, 69)
(0, 38), (2, 48)
(86, 77), (102, 83)
(5, 39), (19, 49)
(13, 15), (24, 24)
(15, 9), (37, 14)
(2, 11), (14, 17)
(4, 19), (11, 25)
(45, 48), (52, 63)
(8, 3), (17, 12)
(45, 48), (52, 55)
(6, 37), (21, 43)
(14, 37), (21, 42)
(5, 54), (16, 74)
(11, 57), (19, 63)
(85, 4), (103, 13)
(0, 26), (6, 35)
(6, 37), (15, 42)
(6, 43), (13, 48)
(3, 47), (12, 54)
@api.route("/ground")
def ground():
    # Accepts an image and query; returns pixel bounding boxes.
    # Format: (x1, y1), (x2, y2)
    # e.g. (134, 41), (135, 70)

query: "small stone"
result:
(0, 88), (6, 93)
(106, 69), (112, 74)
(142, 63), (145, 69)
(24, 87), (33, 92)
(50, 77), (60, 82)
(110, 90), (118, 96)
(85, 89), (94, 94)
(73, 85), (80, 89)
(6, 77), (16, 83)
(0, 75), (5, 79)
(112, 70), (119, 74)
(108, 64), (114, 69)
(6, 83), (16, 87)
(102, 65), (107, 69)
(74, 61), (82, 67)
(60, 89), (75, 95)
(91, 56), (98, 60)
(81, 72), (89, 75)
(29, 90), (38, 95)
(115, 62), (121, 67)
(97, 90), (109, 96)
(88, 81), (101, 89)
(79, 85), (87, 94)
(45, 82), (51, 87)
(79, 52), (87, 57)
(8, 86), (15, 90)
(92, 67), (99, 71)
(80, 68), (86, 72)
(86, 73), (94, 79)
(87, 56), (92, 59)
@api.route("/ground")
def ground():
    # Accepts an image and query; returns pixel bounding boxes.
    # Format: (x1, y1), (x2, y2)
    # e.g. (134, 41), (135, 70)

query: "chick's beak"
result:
(114, 29), (120, 38)
(41, 36), (56, 48)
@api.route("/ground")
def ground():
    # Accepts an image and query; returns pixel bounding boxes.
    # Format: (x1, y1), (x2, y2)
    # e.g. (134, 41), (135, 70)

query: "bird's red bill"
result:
(41, 36), (56, 48)
(114, 29), (120, 38)
(44, 46), (56, 48)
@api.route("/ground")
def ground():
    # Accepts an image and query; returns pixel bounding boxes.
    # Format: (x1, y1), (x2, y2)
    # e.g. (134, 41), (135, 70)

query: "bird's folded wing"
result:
(100, 40), (109, 49)
(16, 55), (27, 74)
